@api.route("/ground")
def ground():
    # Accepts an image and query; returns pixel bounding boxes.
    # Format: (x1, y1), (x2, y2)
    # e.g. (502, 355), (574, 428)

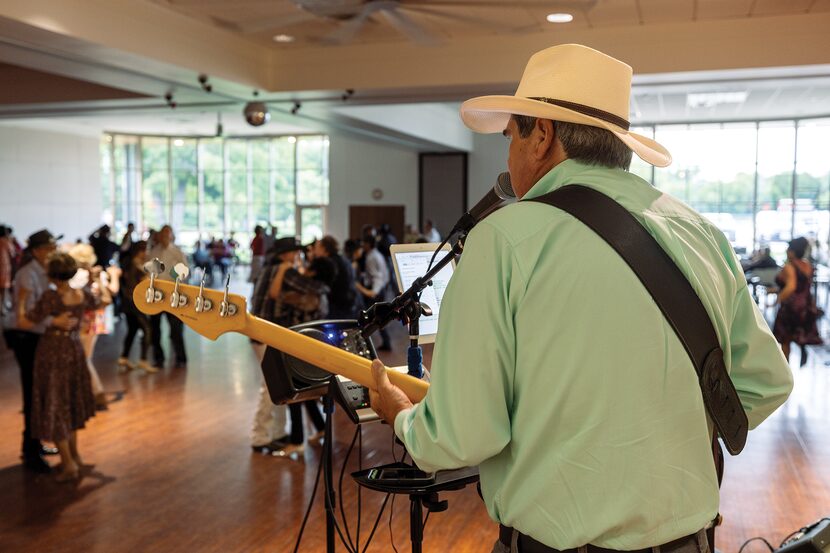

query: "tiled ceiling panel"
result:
(751, 0), (815, 16)
(587, 0), (642, 26)
(155, 0), (829, 47)
(638, 0), (694, 24)
(810, 0), (830, 13)
(697, 0), (754, 19)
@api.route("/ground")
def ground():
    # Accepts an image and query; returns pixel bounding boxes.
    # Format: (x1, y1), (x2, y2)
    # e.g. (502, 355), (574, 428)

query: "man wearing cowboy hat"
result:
(370, 45), (792, 553)
(3, 229), (77, 473)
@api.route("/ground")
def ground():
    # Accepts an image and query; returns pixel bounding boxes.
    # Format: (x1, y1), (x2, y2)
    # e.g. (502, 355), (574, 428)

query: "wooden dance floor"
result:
(1, 317), (828, 552)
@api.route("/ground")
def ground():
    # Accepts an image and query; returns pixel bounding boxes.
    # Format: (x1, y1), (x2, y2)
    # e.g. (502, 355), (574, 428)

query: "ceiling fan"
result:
(218, 0), (598, 45)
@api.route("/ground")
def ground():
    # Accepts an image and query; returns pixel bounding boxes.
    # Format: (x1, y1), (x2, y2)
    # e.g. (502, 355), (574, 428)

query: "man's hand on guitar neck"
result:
(369, 359), (415, 427)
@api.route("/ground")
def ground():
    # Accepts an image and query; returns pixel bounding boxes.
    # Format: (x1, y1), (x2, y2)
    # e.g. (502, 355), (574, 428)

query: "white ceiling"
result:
(152, 0), (830, 47)
(630, 65), (830, 123)
(4, 62), (830, 140)
(0, 1), (827, 144)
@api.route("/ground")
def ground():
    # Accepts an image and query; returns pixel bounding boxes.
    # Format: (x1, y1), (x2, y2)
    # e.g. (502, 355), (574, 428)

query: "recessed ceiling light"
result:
(546, 13), (574, 23)
(273, 34), (295, 43)
(287, 136), (297, 144)
(173, 138), (184, 146)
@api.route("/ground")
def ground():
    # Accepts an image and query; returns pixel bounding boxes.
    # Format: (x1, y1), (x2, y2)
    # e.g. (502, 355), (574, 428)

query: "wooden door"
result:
(348, 205), (405, 241)
(419, 153), (468, 240)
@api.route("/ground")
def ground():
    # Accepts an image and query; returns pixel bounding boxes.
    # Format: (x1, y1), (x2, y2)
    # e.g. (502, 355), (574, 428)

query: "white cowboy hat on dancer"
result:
(460, 43), (672, 168)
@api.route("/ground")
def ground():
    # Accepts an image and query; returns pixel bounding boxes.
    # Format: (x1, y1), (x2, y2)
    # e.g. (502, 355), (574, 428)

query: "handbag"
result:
(281, 290), (321, 313)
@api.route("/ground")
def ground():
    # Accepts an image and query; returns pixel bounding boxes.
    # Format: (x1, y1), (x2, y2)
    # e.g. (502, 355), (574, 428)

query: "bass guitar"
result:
(132, 277), (429, 403)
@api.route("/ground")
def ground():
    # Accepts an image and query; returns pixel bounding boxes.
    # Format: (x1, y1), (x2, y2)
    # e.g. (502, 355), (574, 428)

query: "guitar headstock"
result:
(133, 277), (248, 340)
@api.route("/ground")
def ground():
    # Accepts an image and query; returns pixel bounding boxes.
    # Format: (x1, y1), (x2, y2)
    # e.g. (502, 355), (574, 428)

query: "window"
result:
(794, 119), (830, 264)
(638, 117), (829, 261)
(101, 134), (330, 254)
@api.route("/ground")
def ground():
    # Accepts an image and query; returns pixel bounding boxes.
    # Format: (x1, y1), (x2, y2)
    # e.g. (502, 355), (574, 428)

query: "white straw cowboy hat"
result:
(460, 44), (672, 167)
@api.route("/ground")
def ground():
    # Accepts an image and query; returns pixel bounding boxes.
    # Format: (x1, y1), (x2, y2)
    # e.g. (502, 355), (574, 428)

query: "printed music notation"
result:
(394, 250), (456, 337)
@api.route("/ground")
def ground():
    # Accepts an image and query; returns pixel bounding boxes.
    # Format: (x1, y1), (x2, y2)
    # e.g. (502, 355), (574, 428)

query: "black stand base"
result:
(353, 463), (479, 552)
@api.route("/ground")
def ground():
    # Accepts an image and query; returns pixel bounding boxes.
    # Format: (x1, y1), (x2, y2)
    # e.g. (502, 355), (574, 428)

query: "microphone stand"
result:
(358, 238), (464, 363)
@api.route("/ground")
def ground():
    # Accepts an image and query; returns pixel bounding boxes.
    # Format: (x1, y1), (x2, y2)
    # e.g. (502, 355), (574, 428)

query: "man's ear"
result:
(534, 119), (556, 160)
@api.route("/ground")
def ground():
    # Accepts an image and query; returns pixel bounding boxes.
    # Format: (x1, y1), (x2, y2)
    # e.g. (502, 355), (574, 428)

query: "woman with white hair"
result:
(68, 242), (121, 409)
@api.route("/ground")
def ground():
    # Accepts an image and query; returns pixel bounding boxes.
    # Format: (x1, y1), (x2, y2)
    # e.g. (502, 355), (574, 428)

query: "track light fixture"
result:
(216, 112), (223, 137)
(291, 101), (302, 115)
(198, 74), (213, 93)
(164, 92), (177, 109)
(341, 89), (355, 102)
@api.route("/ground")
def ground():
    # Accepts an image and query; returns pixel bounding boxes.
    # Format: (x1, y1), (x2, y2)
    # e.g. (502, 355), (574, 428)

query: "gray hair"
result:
(512, 115), (633, 170)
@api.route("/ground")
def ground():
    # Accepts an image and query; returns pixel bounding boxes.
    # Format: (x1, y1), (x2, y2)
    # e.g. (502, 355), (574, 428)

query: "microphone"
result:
(449, 172), (514, 236)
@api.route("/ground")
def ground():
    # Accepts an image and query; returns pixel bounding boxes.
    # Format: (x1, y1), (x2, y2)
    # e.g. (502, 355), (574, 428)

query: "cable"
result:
(292, 447), (325, 553)
(356, 428), (363, 548)
(321, 402), (357, 553)
(423, 510), (431, 532)
(338, 427), (360, 550)
(779, 529), (805, 547)
(360, 493), (390, 553)
(389, 494), (399, 553)
(780, 518), (830, 547)
(738, 537), (775, 553)
(426, 235), (450, 273)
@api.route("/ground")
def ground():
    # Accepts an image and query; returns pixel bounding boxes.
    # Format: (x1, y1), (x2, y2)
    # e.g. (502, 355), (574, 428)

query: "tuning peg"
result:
(171, 263), (190, 281)
(219, 273), (238, 318)
(194, 270), (213, 313)
(143, 258), (165, 303)
(169, 262), (190, 309)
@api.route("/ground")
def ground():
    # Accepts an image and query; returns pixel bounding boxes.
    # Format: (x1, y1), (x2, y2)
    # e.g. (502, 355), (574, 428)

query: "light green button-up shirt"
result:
(394, 159), (793, 550)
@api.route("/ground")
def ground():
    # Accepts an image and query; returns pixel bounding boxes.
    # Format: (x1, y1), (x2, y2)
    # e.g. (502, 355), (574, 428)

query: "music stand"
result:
(352, 463), (480, 553)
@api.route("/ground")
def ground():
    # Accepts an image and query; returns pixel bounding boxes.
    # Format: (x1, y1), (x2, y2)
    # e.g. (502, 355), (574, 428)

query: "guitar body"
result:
(132, 278), (429, 402)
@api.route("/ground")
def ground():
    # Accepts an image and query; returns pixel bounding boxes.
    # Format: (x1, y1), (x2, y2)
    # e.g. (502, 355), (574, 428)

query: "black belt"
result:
(499, 525), (703, 553)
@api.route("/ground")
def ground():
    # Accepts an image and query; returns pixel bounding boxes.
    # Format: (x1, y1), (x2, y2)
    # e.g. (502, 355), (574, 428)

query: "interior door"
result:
(419, 153), (468, 240)
(348, 205), (405, 241)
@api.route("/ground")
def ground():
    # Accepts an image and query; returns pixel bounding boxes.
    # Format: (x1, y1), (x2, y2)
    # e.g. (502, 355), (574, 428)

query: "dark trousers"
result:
(123, 309), (152, 360)
(288, 400), (326, 445)
(2, 330), (43, 458)
(150, 312), (187, 365)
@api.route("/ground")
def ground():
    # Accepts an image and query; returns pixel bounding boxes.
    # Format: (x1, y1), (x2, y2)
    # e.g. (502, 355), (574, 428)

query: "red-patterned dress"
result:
(27, 289), (98, 442)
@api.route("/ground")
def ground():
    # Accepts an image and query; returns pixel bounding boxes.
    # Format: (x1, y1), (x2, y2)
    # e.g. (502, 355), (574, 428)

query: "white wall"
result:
(0, 125), (101, 244)
(0, 123), (492, 250)
(327, 132), (507, 242)
(468, 133), (509, 202)
(328, 132), (419, 241)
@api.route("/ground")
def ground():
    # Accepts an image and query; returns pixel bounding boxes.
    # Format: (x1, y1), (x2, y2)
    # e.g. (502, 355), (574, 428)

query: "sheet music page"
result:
(393, 250), (455, 338)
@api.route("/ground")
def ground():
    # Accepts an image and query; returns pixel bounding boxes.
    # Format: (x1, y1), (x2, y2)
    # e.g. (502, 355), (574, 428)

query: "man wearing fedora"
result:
(3, 229), (77, 473)
(370, 44), (792, 553)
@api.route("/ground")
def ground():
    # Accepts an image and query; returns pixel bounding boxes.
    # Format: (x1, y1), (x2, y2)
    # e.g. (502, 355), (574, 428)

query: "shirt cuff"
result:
(393, 405), (415, 441)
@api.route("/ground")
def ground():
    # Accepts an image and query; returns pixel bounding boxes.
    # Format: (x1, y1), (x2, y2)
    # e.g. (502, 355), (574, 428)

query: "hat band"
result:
(529, 97), (630, 131)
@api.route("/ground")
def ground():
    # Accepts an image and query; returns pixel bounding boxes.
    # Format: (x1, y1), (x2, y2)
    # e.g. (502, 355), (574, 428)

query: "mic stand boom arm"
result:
(358, 238), (463, 340)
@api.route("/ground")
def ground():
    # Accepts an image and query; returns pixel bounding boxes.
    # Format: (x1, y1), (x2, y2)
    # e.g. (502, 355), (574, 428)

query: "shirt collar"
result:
(521, 159), (610, 201)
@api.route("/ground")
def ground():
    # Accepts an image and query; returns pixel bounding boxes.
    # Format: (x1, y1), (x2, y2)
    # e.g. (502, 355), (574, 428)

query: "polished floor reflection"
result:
(0, 313), (828, 552)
